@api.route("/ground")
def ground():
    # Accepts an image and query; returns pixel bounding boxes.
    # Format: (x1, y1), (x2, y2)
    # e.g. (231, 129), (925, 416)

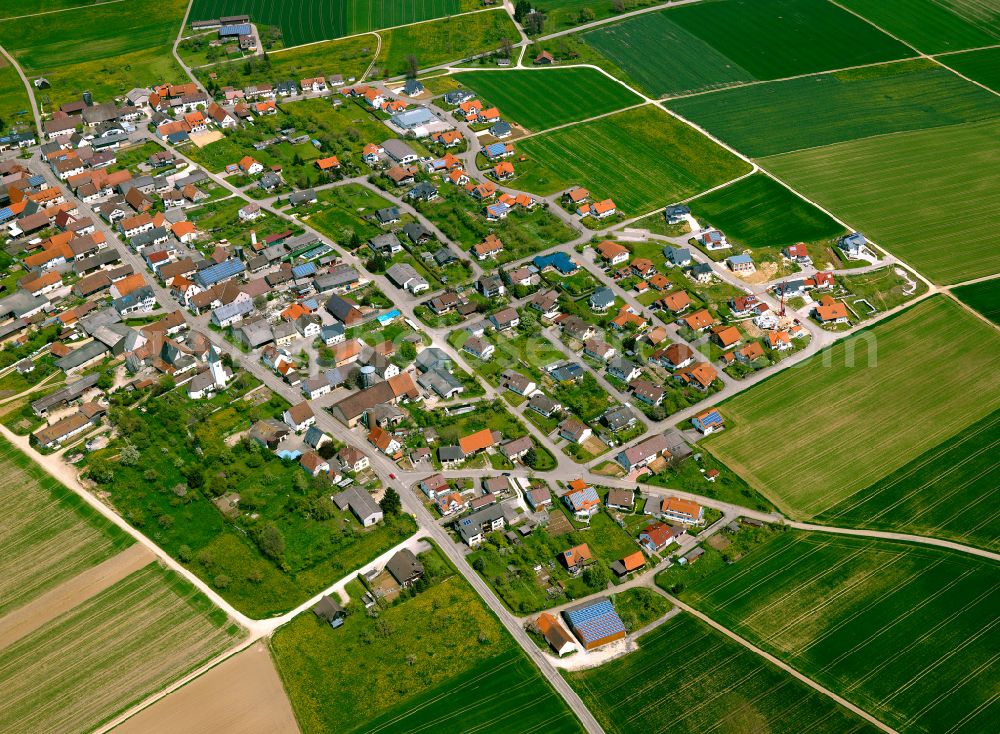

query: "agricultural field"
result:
(670, 530), (1000, 734)
(568, 611), (881, 734)
(817, 408), (1000, 552)
(190, 0), (478, 47)
(530, 0), (666, 34)
(0, 438), (132, 616)
(0, 564), (240, 734)
(689, 173), (846, 249)
(838, 0), (1000, 53)
(375, 9), (519, 77)
(515, 105), (752, 214)
(581, 0), (911, 98)
(942, 46), (1000, 93)
(669, 61), (1000, 157)
(195, 34), (378, 92)
(454, 68), (642, 131)
(762, 120), (1000, 284)
(0, 0), (187, 105)
(952, 278), (1000, 325)
(0, 0), (109, 19)
(706, 297), (1000, 518)
(272, 546), (582, 733)
(0, 58), (31, 133)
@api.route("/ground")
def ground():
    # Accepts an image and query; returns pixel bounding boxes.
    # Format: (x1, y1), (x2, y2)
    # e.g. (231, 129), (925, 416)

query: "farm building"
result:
(536, 612), (576, 656)
(563, 599), (627, 650)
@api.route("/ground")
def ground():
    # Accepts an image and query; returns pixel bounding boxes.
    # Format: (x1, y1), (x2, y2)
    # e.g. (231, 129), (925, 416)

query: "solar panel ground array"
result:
(189, 0), (469, 47)
(580, 0), (912, 97)
(678, 531), (1000, 734)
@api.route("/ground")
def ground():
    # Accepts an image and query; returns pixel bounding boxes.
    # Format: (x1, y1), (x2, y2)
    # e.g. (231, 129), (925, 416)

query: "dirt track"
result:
(112, 641), (300, 734)
(0, 543), (154, 650)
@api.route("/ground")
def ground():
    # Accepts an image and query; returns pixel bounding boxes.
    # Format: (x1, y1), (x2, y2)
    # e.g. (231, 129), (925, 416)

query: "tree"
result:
(523, 446), (538, 468)
(119, 439), (140, 466)
(317, 441), (338, 460)
(583, 563), (611, 590)
(514, 0), (532, 21)
(405, 54), (419, 78)
(398, 341), (417, 363)
(523, 11), (546, 35)
(380, 487), (402, 515)
(578, 7), (595, 23)
(259, 524), (286, 561)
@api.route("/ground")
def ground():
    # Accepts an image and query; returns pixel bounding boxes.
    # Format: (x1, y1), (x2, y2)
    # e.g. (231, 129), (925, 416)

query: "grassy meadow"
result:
(838, 0), (1000, 53)
(668, 530), (1000, 734)
(669, 61), (1000, 157)
(706, 297), (1000, 517)
(762, 120), (1000, 284)
(817, 408), (1000, 551)
(952, 278), (1000, 325)
(454, 67), (642, 131)
(581, 0), (910, 98)
(568, 610), (882, 734)
(0, 564), (240, 734)
(0, 439), (132, 616)
(0, 58), (31, 132)
(515, 105), (752, 213)
(689, 173), (846, 249)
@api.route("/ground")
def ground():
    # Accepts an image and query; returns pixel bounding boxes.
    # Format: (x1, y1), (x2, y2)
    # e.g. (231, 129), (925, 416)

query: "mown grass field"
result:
(689, 172), (846, 249)
(839, 0), (1000, 53)
(762, 120), (1000, 284)
(272, 549), (582, 733)
(190, 0), (477, 47)
(0, 0), (186, 105)
(817, 408), (1000, 552)
(537, 0), (666, 34)
(568, 611), (881, 734)
(0, 0), (106, 19)
(581, 0), (910, 98)
(952, 278), (1000, 325)
(0, 564), (240, 734)
(673, 530), (1000, 734)
(0, 58), (31, 133)
(0, 439), (132, 616)
(942, 46), (1000, 93)
(515, 105), (752, 213)
(453, 68), (642, 131)
(375, 9), (518, 76)
(706, 297), (1000, 517)
(669, 61), (1000, 157)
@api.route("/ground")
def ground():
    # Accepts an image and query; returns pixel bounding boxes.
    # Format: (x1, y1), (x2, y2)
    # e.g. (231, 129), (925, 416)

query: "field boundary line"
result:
(656, 592), (899, 734)
(0, 0), (125, 23)
(933, 41), (1000, 57)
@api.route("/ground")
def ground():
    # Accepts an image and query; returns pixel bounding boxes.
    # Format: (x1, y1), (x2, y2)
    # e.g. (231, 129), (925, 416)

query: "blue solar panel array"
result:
(195, 258), (246, 288)
(220, 23), (252, 36)
(565, 600), (625, 644)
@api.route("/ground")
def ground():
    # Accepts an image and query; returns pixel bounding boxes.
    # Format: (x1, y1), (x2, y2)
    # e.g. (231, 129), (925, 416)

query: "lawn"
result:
(668, 530), (1000, 734)
(515, 105), (752, 214)
(196, 34), (378, 93)
(298, 183), (391, 244)
(271, 546), (582, 733)
(0, 0), (187, 105)
(610, 587), (670, 632)
(942, 46), (1000, 93)
(816, 407), (1000, 552)
(952, 278), (1000, 326)
(761, 120), (1000, 284)
(688, 173), (846, 249)
(838, 0), (1000, 54)
(189, 0), (477, 47)
(568, 610), (882, 734)
(454, 67), (642, 131)
(376, 9), (520, 76)
(0, 438), (132, 616)
(0, 564), (240, 734)
(581, 0), (911, 98)
(836, 266), (927, 316)
(669, 60), (1000, 157)
(85, 384), (416, 617)
(705, 297), (1000, 518)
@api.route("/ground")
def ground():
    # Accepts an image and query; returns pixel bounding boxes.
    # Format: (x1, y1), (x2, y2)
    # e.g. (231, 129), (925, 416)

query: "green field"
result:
(453, 68), (642, 131)
(942, 46), (1000, 93)
(0, 0), (106, 19)
(689, 172), (846, 249)
(0, 58), (31, 134)
(568, 611), (881, 734)
(0, 439), (132, 616)
(669, 530), (1000, 734)
(706, 297), (1000, 517)
(817, 408), (1000, 551)
(762, 120), (1000, 284)
(272, 547), (582, 733)
(952, 278), (1000, 325)
(838, 0), (1000, 54)
(190, 0), (477, 47)
(0, 564), (239, 734)
(669, 61), (1000, 157)
(515, 105), (752, 213)
(535, 0), (667, 34)
(581, 0), (911, 98)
